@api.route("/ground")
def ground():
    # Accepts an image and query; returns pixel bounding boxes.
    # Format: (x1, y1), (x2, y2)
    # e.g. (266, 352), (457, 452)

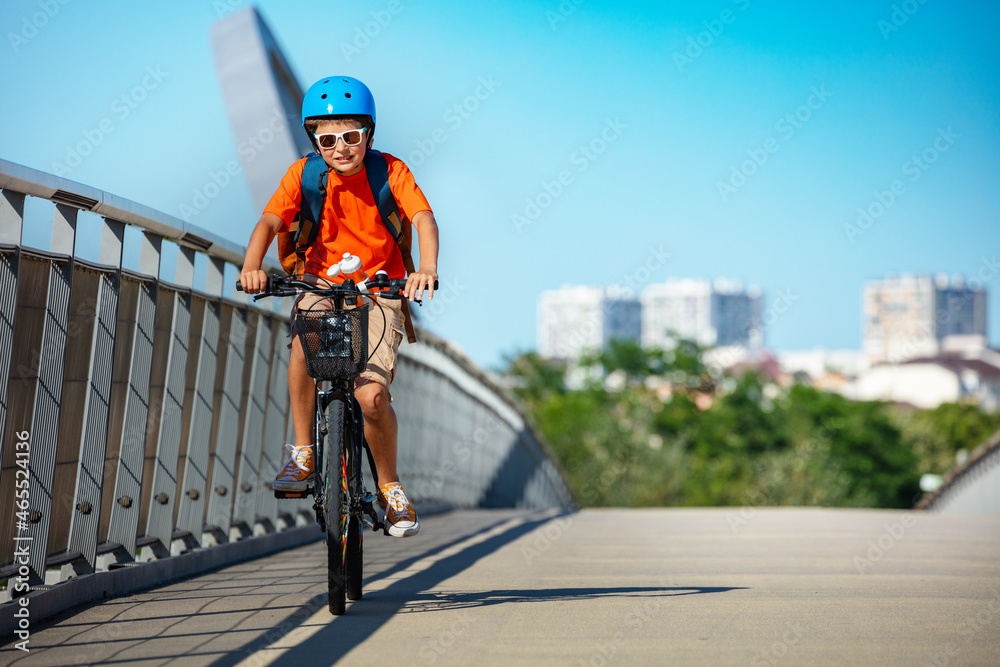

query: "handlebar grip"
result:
(236, 276), (272, 293)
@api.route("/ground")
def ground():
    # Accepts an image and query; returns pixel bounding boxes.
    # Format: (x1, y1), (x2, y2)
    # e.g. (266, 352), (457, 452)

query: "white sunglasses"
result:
(313, 127), (367, 149)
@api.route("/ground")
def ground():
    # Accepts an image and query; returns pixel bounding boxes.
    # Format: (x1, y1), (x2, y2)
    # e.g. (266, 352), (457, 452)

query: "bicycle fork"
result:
(309, 388), (385, 535)
(311, 389), (332, 534)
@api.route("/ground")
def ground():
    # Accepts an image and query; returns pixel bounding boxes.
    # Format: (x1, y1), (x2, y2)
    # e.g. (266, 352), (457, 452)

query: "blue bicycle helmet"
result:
(301, 76), (376, 151)
(301, 76), (375, 124)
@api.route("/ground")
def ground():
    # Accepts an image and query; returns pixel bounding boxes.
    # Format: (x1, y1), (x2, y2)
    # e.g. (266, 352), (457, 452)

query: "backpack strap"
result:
(294, 152), (329, 262)
(364, 150), (419, 344)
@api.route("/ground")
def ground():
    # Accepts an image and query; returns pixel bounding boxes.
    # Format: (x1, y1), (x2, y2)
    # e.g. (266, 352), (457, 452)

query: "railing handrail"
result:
(0, 158), (281, 274)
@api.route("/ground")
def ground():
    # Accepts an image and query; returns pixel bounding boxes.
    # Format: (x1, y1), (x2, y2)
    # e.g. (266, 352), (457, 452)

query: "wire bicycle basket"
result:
(296, 306), (369, 380)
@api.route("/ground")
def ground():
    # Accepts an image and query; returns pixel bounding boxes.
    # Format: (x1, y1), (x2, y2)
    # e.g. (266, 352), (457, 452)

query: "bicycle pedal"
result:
(361, 514), (385, 532)
(274, 487), (313, 499)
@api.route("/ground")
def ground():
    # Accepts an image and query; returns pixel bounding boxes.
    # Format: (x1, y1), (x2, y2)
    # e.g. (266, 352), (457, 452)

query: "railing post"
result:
(176, 292), (221, 545)
(144, 247), (194, 556)
(67, 216), (124, 573)
(0, 189), (24, 245)
(105, 236), (161, 563)
(0, 189), (24, 467)
(204, 303), (248, 544)
(175, 244), (195, 288)
(99, 218), (125, 267)
(255, 319), (291, 531)
(206, 256), (224, 296)
(51, 203), (77, 256)
(21, 204), (76, 584)
(231, 312), (272, 539)
(139, 229), (161, 276)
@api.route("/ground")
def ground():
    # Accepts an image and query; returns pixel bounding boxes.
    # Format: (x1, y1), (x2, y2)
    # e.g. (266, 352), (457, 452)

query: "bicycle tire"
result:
(346, 515), (363, 600)
(324, 398), (348, 615)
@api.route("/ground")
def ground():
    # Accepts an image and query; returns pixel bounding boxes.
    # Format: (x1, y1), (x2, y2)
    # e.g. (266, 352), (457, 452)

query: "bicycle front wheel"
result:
(324, 398), (348, 615)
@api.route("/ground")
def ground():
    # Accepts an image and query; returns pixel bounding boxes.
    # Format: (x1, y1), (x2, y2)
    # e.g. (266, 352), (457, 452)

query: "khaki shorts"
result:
(292, 275), (406, 389)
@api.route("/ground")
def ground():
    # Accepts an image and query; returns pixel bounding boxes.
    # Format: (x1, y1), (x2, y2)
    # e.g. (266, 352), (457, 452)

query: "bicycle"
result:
(237, 271), (435, 615)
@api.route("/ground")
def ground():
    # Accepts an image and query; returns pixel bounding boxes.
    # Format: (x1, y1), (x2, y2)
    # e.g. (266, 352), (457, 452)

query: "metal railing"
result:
(0, 159), (572, 600)
(917, 429), (1000, 515)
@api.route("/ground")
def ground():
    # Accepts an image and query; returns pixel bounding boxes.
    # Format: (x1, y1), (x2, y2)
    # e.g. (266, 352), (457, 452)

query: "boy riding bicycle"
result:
(239, 76), (439, 537)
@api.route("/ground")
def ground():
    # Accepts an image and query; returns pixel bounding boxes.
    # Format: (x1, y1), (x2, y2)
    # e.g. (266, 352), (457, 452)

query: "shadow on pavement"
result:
(397, 586), (745, 613)
(208, 512), (552, 667)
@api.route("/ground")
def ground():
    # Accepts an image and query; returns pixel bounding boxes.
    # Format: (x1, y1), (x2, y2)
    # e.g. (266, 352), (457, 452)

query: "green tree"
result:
(891, 403), (1000, 475)
(782, 384), (920, 508)
(502, 351), (565, 411)
(532, 385), (651, 506)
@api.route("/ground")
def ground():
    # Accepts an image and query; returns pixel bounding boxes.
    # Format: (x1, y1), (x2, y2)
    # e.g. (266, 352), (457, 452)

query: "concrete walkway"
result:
(3, 508), (999, 666)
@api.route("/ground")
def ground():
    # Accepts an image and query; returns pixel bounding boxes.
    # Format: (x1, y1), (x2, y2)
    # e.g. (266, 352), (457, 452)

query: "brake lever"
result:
(252, 289), (296, 301)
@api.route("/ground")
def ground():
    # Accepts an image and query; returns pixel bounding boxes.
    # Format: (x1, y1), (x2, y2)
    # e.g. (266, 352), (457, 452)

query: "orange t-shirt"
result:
(264, 152), (431, 279)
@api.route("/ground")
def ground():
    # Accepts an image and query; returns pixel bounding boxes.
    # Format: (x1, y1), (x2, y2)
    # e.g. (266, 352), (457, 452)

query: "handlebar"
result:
(236, 273), (438, 304)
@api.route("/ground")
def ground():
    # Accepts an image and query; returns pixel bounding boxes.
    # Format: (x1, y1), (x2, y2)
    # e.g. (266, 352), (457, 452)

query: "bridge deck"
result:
(3, 508), (999, 666)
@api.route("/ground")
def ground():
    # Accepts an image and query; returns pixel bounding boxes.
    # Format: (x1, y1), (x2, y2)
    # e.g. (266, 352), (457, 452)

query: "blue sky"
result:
(1, 0), (997, 370)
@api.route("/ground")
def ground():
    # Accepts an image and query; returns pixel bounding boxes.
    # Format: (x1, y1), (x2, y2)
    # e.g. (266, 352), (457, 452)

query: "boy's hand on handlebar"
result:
(405, 269), (437, 302)
(240, 269), (269, 294)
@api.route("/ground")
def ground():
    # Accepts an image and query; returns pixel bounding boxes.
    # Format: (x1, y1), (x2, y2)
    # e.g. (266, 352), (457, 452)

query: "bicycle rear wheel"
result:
(324, 399), (348, 615)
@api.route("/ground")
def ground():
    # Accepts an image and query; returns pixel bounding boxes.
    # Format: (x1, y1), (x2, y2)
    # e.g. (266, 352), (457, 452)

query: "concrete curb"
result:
(1, 525), (323, 641)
